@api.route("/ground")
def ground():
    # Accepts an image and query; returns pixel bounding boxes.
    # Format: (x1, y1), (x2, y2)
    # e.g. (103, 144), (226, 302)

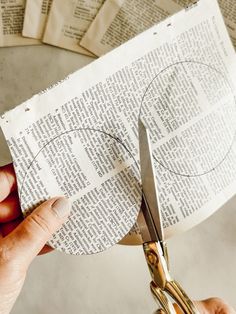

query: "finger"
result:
(0, 220), (53, 253)
(0, 192), (21, 223)
(4, 197), (71, 270)
(0, 217), (23, 237)
(195, 298), (236, 314)
(174, 299), (236, 314)
(0, 164), (17, 202)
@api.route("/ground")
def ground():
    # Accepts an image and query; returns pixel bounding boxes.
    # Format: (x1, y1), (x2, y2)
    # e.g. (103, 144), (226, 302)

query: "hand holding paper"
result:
(0, 164), (71, 314)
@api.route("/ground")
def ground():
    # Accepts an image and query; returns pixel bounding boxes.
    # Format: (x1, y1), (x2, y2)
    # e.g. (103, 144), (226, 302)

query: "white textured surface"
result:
(0, 45), (236, 314)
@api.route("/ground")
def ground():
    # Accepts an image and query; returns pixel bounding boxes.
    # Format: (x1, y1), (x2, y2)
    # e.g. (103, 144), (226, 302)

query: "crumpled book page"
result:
(42, 0), (104, 56)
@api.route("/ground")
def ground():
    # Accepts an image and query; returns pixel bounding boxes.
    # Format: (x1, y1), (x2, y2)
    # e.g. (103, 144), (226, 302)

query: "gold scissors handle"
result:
(144, 242), (199, 314)
(150, 281), (176, 314)
(165, 280), (198, 314)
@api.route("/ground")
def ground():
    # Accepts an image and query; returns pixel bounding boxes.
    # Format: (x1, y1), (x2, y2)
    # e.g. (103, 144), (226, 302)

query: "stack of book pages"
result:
(0, 0), (235, 57)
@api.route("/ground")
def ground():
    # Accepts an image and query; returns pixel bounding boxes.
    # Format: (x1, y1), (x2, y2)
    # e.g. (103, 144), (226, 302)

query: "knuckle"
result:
(210, 297), (226, 306)
(26, 213), (52, 235)
(207, 298), (232, 314)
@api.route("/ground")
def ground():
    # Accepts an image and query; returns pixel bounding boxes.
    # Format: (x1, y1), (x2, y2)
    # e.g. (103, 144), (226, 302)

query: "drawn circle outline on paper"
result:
(20, 128), (142, 255)
(139, 61), (236, 177)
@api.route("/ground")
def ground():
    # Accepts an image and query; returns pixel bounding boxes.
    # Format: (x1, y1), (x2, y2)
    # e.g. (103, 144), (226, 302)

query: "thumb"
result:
(4, 197), (71, 270)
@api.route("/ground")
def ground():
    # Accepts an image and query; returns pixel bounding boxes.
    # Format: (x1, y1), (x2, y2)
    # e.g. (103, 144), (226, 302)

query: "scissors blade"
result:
(138, 119), (164, 244)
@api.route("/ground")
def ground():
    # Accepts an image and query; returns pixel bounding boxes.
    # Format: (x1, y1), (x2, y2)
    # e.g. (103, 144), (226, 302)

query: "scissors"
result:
(138, 118), (199, 314)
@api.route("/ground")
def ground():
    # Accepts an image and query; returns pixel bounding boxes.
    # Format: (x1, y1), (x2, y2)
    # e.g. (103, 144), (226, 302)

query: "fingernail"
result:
(52, 197), (71, 218)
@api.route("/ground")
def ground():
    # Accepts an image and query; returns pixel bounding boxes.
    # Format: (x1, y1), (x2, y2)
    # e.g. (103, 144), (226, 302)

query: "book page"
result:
(80, 0), (236, 56)
(42, 0), (104, 56)
(80, 0), (182, 56)
(218, 0), (236, 48)
(172, 0), (236, 48)
(1, 0), (236, 255)
(23, 0), (52, 40)
(0, 0), (40, 46)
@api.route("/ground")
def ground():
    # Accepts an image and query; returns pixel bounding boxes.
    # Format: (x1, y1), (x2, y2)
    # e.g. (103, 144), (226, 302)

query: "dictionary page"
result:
(80, 0), (182, 56)
(0, 0), (40, 46)
(42, 0), (104, 56)
(173, 0), (236, 48)
(80, 0), (236, 56)
(218, 0), (236, 48)
(1, 0), (236, 255)
(22, 0), (52, 40)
